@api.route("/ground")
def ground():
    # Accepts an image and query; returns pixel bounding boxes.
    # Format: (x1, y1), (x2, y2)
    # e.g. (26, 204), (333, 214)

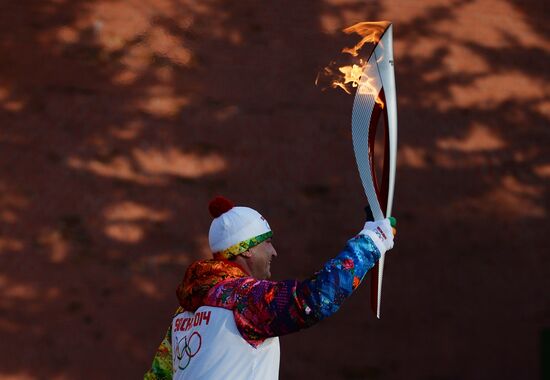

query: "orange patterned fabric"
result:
(176, 259), (248, 312)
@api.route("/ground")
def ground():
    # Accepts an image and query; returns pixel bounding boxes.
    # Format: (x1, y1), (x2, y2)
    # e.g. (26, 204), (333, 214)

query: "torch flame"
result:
(334, 63), (363, 94)
(342, 21), (391, 57)
(317, 20), (390, 109)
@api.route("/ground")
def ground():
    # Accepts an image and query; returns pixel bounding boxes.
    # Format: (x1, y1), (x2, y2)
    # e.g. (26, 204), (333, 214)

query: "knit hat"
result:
(208, 196), (272, 259)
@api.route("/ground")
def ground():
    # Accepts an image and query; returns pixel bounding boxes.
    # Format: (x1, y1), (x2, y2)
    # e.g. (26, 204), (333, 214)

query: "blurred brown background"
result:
(0, 0), (548, 379)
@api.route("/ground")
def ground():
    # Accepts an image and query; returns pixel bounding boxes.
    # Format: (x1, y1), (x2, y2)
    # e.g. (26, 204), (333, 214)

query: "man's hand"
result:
(359, 217), (396, 255)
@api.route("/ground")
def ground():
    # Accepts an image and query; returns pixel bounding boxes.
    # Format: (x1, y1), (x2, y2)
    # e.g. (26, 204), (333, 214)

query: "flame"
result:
(316, 21), (390, 109)
(341, 21), (391, 57)
(332, 63), (363, 94)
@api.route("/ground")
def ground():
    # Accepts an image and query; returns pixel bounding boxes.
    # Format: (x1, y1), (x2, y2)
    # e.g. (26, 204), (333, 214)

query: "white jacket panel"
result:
(171, 306), (280, 380)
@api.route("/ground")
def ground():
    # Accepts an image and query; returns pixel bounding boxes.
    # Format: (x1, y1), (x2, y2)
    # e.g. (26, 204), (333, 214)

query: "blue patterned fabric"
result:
(299, 234), (381, 321)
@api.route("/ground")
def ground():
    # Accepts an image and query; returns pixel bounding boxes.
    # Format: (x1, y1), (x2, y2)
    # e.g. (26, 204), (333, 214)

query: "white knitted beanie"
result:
(208, 196), (272, 259)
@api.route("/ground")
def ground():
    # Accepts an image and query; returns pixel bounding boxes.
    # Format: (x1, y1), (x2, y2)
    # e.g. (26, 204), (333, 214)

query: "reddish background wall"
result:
(0, 0), (548, 379)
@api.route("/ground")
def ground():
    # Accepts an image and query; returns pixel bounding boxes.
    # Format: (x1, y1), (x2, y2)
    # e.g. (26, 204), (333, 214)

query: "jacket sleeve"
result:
(144, 312), (179, 379)
(204, 234), (381, 346)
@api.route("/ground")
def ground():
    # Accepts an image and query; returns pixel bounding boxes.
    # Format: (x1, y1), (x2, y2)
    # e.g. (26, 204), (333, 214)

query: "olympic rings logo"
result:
(175, 331), (202, 371)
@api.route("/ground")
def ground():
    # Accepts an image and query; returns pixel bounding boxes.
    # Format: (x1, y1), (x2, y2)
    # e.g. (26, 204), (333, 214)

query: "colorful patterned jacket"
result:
(144, 234), (381, 379)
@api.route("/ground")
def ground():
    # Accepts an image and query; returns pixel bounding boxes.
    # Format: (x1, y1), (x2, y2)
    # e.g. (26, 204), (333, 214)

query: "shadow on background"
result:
(0, 0), (548, 379)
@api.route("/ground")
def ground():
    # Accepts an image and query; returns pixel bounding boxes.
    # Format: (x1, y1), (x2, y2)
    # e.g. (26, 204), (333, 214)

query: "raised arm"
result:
(205, 219), (395, 347)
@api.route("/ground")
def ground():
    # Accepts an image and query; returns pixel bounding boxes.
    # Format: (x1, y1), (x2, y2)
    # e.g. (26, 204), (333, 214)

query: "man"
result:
(145, 196), (395, 379)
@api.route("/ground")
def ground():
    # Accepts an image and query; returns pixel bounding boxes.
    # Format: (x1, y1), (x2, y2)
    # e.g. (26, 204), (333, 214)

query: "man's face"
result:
(248, 239), (277, 280)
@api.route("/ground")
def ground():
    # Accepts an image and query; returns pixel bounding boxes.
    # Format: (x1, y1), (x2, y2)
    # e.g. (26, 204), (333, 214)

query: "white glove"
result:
(359, 218), (395, 255)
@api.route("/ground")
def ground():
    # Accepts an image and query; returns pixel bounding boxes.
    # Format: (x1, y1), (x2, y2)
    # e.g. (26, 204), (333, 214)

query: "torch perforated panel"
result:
(351, 53), (384, 221)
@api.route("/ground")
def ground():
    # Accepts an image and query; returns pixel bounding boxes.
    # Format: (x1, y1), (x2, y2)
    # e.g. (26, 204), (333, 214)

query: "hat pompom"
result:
(208, 196), (234, 218)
